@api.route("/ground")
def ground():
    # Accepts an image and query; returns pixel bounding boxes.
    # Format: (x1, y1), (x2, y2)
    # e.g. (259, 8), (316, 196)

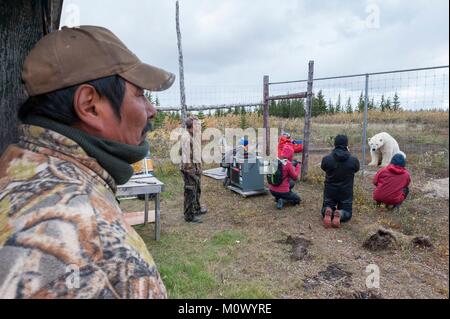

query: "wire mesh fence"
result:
(153, 65), (449, 181)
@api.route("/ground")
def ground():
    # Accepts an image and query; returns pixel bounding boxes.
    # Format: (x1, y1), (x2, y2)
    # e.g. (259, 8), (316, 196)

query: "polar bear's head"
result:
(368, 135), (385, 152)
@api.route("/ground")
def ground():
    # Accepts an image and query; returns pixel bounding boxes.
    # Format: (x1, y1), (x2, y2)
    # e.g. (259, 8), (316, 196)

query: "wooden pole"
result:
(263, 75), (269, 155)
(267, 92), (307, 101)
(361, 74), (369, 177)
(175, 1), (187, 126)
(301, 61), (314, 180)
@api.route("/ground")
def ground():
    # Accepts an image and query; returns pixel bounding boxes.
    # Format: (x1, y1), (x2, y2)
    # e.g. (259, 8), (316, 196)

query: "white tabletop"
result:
(116, 176), (164, 196)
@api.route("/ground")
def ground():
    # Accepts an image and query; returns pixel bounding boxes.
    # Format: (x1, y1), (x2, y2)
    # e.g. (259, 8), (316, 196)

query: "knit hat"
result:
(334, 135), (348, 147)
(391, 153), (406, 167)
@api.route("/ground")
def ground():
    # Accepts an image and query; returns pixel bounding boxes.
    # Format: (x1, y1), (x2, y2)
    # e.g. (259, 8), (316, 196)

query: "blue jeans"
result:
(321, 197), (353, 223)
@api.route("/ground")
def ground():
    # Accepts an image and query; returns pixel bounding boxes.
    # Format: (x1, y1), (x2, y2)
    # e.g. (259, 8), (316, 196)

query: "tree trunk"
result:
(0, 0), (63, 155)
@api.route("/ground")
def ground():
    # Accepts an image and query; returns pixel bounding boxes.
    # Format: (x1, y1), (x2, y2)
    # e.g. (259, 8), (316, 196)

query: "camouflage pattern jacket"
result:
(180, 131), (202, 174)
(0, 125), (166, 299)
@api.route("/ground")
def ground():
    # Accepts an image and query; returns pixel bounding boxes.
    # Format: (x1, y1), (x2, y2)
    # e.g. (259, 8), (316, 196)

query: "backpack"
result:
(267, 159), (285, 186)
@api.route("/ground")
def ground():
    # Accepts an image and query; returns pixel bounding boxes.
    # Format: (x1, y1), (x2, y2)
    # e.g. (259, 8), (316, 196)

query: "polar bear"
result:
(368, 132), (406, 167)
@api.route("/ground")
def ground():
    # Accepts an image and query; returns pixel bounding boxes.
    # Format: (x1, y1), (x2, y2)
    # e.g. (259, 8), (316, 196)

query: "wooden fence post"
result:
(263, 75), (269, 155)
(175, 1), (187, 126)
(301, 61), (314, 180)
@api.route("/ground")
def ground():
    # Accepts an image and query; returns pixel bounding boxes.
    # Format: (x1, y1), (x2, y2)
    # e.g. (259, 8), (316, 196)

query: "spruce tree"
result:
(299, 99), (306, 117)
(345, 97), (353, 114)
(312, 91), (326, 117)
(357, 92), (365, 112)
(327, 99), (335, 114)
(369, 98), (376, 110)
(385, 98), (392, 111)
(257, 105), (263, 117)
(335, 94), (342, 113)
(239, 111), (248, 129)
(380, 95), (386, 112)
(393, 92), (401, 111)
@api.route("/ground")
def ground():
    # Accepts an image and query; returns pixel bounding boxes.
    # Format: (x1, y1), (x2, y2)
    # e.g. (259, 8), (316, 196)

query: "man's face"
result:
(104, 82), (156, 145)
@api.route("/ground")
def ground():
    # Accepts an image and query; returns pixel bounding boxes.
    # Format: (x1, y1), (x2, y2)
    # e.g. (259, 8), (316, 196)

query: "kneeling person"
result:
(373, 154), (410, 209)
(269, 145), (301, 209)
(321, 135), (360, 228)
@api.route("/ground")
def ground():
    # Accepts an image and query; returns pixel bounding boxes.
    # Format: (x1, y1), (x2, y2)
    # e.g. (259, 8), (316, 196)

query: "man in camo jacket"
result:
(0, 26), (175, 299)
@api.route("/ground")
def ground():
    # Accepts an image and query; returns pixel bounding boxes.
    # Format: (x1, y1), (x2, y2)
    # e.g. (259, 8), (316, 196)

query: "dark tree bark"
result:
(0, 0), (63, 155)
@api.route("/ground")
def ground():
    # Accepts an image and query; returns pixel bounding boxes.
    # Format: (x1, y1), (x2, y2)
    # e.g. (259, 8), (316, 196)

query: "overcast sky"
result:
(60, 0), (449, 108)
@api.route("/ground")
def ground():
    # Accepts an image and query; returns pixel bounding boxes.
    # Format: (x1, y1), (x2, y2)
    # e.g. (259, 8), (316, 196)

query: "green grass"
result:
(151, 162), (183, 200)
(136, 228), (247, 298)
(210, 229), (244, 246)
(222, 282), (274, 299)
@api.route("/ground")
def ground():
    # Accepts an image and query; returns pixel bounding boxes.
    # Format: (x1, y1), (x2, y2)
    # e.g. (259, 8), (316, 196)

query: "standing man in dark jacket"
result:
(321, 135), (360, 228)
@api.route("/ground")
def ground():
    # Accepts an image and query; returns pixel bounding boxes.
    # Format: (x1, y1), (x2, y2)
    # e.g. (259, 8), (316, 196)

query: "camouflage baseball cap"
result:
(22, 25), (175, 96)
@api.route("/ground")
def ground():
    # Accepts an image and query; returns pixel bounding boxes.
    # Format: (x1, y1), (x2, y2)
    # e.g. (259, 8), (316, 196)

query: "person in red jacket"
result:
(278, 132), (303, 158)
(373, 153), (411, 209)
(269, 144), (302, 209)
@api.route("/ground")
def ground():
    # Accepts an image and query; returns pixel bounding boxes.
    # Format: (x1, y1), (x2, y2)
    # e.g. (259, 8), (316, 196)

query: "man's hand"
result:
(292, 160), (300, 167)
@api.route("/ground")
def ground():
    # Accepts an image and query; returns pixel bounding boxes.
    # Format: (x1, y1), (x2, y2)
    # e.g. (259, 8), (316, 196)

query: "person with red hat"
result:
(269, 144), (302, 210)
(277, 131), (303, 158)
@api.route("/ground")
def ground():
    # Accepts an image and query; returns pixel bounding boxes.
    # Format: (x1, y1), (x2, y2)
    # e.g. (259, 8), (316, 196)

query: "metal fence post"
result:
(361, 74), (369, 177)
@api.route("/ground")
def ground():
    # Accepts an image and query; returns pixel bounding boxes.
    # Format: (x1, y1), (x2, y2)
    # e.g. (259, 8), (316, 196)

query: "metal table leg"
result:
(155, 193), (160, 241)
(144, 193), (149, 225)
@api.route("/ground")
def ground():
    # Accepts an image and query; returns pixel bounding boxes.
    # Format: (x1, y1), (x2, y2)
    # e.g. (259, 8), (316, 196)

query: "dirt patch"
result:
(303, 263), (353, 291)
(363, 227), (434, 252)
(412, 236), (434, 249)
(276, 235), (312, 261)
(125, 164), (449, 298)
(363, 229), (397, 251)
(340, 290), (383, 299)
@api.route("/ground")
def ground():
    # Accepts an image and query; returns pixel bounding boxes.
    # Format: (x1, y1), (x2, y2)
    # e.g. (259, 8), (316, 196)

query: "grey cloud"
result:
(61, 0), (448, 86)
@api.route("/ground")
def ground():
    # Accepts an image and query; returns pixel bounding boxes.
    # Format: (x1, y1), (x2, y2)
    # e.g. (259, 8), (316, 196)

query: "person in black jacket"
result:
(321, 135), (360, 228)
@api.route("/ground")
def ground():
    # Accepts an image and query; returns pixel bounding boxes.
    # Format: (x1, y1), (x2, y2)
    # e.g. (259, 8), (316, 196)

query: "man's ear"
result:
(73, 84), (105, 132)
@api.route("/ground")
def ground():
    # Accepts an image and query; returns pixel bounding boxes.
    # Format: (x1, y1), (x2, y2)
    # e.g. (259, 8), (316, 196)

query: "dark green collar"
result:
(23, 116), (149, 185)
